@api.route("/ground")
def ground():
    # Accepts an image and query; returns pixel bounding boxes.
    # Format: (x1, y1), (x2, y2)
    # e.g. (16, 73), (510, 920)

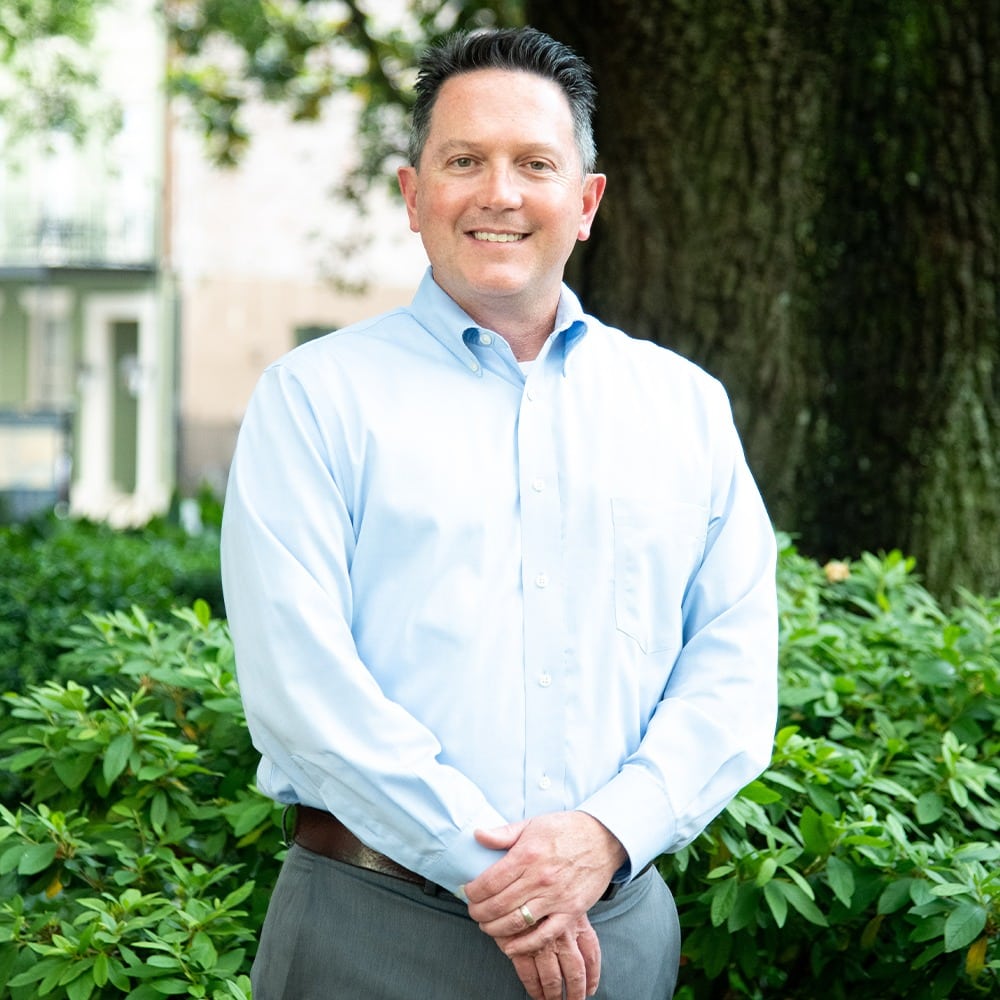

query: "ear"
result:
(577, 173), (607, 241)
(397, 166), (421, 234)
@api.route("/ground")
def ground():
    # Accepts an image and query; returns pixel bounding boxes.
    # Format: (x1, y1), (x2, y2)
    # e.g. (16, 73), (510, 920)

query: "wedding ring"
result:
(519, 903), (536, 927)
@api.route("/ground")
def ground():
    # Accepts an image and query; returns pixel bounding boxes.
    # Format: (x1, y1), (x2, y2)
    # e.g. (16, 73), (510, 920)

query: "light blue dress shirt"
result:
(221, 269), (778, 896)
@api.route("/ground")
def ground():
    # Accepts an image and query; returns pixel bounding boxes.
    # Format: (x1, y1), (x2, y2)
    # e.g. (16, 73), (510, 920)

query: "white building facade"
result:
(0, 0), (427, 520)
(0, 0), (174, 524)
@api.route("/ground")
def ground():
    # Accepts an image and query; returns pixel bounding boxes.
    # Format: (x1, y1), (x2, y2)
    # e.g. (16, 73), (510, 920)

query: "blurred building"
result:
(170, 99), (426, 500)
(0, 0), (425, 522)
(0, 0), (173, 524)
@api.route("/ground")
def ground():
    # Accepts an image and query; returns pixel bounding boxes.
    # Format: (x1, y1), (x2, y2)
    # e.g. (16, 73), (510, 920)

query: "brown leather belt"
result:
(293, 805), (644, 903)
(293, 805), (447, 896)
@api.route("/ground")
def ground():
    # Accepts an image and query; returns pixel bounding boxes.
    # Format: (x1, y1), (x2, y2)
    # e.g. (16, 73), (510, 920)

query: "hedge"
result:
(0, 533), (997, 998)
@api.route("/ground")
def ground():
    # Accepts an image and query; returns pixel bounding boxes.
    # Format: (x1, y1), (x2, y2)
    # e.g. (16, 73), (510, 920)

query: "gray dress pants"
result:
(251, 843), (681, 999)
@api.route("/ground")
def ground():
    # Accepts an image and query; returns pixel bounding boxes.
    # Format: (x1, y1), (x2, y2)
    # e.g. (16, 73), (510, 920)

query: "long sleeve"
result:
(578, 378), (778, 873)
(221, 362), (507, 894)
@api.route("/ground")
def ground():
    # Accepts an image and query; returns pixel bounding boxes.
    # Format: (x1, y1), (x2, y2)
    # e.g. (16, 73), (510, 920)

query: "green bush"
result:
(0, 511), (224, 696)
(0, 536), (997, 998)
(670, 539), (1000, 999)
(0, 603), (281, 1000)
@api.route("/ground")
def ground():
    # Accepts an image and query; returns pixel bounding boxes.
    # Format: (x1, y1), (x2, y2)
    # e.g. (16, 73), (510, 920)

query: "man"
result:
(221, 25), (778, 1000)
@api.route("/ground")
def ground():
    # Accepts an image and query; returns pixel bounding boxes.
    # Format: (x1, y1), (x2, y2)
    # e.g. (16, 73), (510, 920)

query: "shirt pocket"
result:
(611, 497), (709, 654)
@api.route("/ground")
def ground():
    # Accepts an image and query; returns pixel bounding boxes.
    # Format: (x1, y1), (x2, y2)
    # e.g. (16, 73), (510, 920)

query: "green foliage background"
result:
(0, 510), (224, 695)
(0, 519), (997, 998)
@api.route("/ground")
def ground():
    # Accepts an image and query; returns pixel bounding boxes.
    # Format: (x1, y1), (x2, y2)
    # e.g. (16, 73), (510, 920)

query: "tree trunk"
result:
(528, 0), (999, 598)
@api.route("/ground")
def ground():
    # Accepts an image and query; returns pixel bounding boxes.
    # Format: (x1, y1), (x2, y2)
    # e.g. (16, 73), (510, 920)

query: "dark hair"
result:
(407, 27), (597, 172)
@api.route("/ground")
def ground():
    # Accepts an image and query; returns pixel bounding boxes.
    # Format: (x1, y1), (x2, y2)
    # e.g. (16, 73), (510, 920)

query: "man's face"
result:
(397, 69), (605, 332)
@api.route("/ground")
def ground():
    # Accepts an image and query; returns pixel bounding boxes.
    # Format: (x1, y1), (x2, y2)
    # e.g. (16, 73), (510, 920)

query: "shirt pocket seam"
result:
(611, 497), (708, 654)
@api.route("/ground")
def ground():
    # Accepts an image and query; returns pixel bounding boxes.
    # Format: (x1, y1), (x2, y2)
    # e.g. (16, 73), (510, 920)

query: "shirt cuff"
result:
(421, 804), (511, 897)
(577, 765), (678, 882)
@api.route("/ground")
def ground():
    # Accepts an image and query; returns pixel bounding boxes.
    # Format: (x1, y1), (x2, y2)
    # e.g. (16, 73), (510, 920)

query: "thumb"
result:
(474, 819), (528, 851)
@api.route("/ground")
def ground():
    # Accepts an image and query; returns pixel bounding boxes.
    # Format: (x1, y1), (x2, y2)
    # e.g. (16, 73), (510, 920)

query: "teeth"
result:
(473, 232), (524, 242)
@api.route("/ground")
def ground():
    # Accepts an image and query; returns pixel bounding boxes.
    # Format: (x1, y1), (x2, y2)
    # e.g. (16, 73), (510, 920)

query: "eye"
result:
(526, 159), (552, 172)
(449, 155), (476, 169)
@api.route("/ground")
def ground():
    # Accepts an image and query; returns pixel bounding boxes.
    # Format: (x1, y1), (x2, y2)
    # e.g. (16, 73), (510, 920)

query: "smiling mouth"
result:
(471, 231), (526, 242)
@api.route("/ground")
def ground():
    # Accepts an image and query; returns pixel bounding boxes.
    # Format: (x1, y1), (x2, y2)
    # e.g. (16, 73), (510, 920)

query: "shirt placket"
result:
(517, 363), (567, 815)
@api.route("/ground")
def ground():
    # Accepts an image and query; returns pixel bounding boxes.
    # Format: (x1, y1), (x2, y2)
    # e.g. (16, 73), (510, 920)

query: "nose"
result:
(478, 163), (523, 211)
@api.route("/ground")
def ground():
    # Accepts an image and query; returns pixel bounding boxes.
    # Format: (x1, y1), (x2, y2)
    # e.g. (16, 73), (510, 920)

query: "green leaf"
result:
(915, 792), (945, 824)
(146, 955), (182, 969)
(5, 747), (48, 772)
(67, 970), (96, 1000)
(710, 877), (738, 927)
(126, 986), (167, 1000)
(763, 879), (788, 927)
(8, 957), (65, 986)
(943, 903), (987, 952)
(18, 841), (58, 874)
(727, 883), (760, 932)
(212, 949), (247, 979)
(44, 956), (79, 995)
(740, 780), (783, 805)
(910, 658), (956, 686)
(150, 978), (196, 994)
(103, 733), (135, 786)
(189, 931), (218, 971)
(219, 977), (252, 1000)
(931, 882), (973, 898)
(775, 880), (828, 926)
(0, 844), (24, 874)
(108, 957), (132, 990)
(754, 856), (778, 887)
(150, 791), (169, 832)
(785, 866), (817, 900)
(93, 953), (109, 987)
(194, 598), (212, 627)
(860, 914), (883, 949)
(53, 753), (96, 790)
(878, 878), (914, 915)
(229, 797), (273, 837)
(798, 806), (831, 855)
(912, 940), (946, 970)
(948, 777), (969, 808)
(825, 855), (855, 907)
(910, 916), (946, 943)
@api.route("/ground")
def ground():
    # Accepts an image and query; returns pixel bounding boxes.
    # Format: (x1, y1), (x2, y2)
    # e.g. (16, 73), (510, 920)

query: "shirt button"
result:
(538, 673), (552, 687)
(478, 332), (492, 345)
(469, 359), (480, 372)
(531, 478), (545, 492)
(526, 387), (538, 401)
(534, 572), (548, 588)
(538, 775), (551, 790)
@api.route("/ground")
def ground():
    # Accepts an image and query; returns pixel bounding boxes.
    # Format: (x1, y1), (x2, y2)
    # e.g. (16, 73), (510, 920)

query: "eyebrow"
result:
(433, 138), (566, 160)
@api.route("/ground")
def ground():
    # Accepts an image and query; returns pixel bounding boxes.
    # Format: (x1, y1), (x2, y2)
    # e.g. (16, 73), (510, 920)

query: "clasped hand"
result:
(463, 811), (627, 1000)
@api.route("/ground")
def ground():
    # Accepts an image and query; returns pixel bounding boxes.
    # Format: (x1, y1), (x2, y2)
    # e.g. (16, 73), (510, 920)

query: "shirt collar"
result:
(408, 267), (591, 374)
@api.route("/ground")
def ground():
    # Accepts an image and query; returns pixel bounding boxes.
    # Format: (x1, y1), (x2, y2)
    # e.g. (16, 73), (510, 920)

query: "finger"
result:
(576, 921), (601, 995)
(533, 950), (567, 1000)
(464, 857), (531, 907)
(511, 954), (543, 1000)
(556, 938), (588, 1000)
(467, 877), (533, 923)
(495, 913), (575, 958)
(477, 897), (544, 939)
(474, 819), (528, 852)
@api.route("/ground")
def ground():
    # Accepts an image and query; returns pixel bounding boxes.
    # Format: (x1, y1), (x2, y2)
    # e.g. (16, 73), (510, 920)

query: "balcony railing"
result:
(0, 208), (158, 270)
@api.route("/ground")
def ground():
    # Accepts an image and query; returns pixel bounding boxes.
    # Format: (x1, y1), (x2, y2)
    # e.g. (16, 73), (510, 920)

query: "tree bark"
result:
(528, 0), (999, 597)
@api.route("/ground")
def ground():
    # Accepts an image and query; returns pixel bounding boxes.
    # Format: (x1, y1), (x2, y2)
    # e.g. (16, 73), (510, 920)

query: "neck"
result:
(465, 301), (558, 362)
(503, 328), (549, 362)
